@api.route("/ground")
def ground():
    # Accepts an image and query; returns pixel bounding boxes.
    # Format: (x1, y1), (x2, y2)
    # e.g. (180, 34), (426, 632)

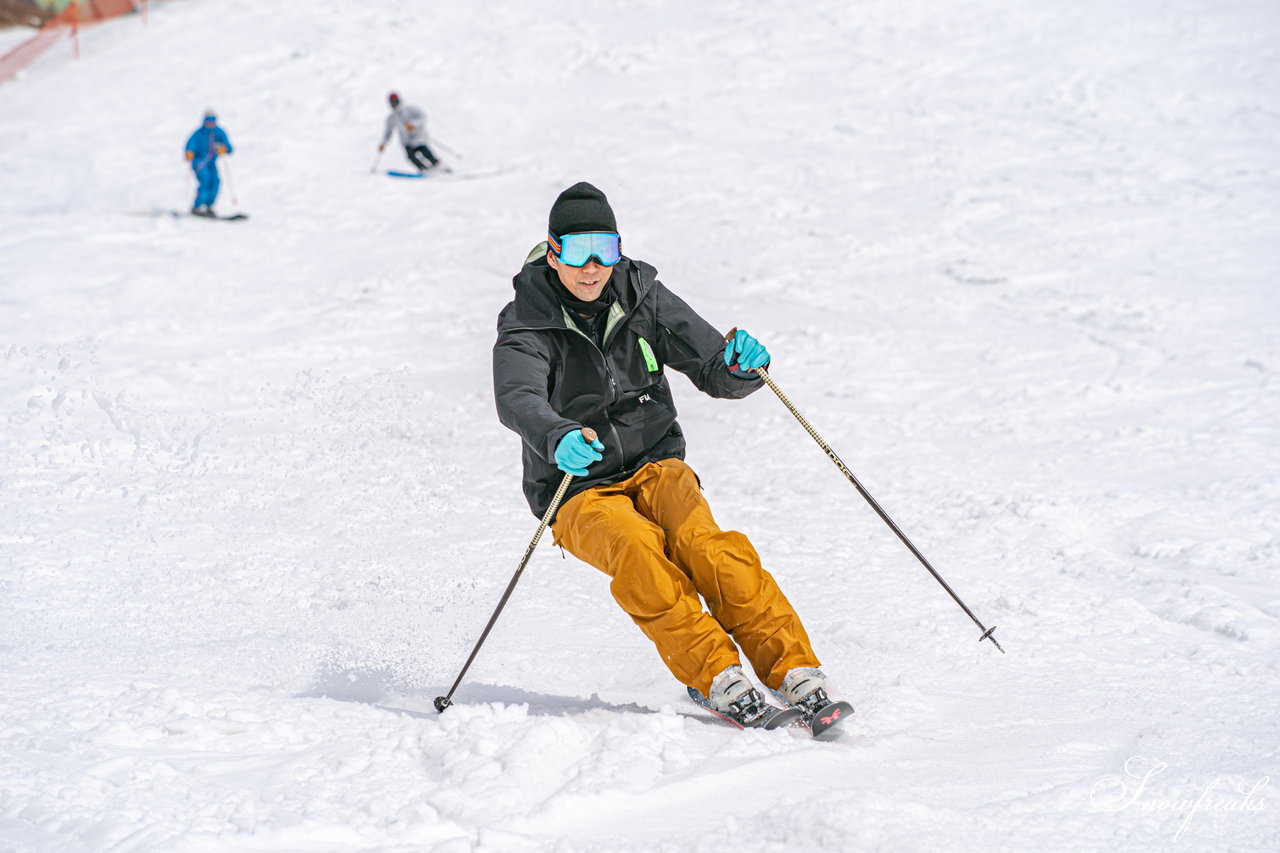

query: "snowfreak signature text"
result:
(1091, 755), (1270, 842)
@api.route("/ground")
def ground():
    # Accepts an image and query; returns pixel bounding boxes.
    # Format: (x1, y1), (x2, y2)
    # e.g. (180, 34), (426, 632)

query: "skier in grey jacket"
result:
(378, 92), (440, 171)
(492, 182), (847, 734)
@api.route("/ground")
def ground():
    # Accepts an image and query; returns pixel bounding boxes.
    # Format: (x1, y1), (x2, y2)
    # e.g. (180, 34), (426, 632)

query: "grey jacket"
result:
(381, 105), (429, 147)
(494, 251), (763, 518)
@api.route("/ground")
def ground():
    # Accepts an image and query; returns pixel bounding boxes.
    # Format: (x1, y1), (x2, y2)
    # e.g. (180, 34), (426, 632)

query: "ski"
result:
(803, 698), (855, 739)
(385, 165), (514, 182)
(686, 686), (803, 731)
(768, 686), (855, 739)
(170, 210), (249, 221)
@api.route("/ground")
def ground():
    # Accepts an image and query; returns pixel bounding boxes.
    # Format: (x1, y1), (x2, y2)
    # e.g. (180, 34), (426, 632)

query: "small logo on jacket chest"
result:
(638, 393), (652, 403)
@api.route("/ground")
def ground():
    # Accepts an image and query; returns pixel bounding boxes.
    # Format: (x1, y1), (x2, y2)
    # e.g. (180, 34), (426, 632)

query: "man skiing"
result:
(183, 111), (232, 216)
(493, 182), (851, 734)
(378, 92), (441, 172)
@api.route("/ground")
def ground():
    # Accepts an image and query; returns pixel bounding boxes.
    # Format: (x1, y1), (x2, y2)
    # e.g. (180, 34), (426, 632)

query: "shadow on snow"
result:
(300, 664), (678, 722)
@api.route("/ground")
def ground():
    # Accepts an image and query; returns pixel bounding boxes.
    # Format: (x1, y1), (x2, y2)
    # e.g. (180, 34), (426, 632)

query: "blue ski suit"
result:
(184, 121), (233, 209)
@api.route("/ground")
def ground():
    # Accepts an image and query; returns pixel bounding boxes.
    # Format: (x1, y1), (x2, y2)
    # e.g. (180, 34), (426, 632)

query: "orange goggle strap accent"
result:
(547, 231), (622, 266)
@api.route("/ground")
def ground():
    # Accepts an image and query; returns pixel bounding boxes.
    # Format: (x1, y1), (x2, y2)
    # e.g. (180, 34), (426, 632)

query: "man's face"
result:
(548, 251), (615, 302)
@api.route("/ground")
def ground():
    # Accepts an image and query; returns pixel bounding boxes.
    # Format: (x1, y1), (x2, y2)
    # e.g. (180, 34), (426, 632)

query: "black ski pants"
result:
(406, 144), (439, 170)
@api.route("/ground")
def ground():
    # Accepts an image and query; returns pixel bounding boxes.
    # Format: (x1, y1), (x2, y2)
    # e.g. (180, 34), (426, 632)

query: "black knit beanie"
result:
(548, 182), (617, 240)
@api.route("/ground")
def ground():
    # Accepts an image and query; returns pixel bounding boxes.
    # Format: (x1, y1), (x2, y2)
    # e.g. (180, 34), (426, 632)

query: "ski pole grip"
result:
(723, 327), (762, 375)
(581, 427), (598, 443)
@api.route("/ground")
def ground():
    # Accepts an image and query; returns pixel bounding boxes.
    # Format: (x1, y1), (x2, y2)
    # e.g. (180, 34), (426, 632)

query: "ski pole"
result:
(730, 332), (1004, 654)
(371, 146), (383, 174)
(434, 428), (595, 713)
(221, 156), (238, 206)
(431, 136), (463, 160)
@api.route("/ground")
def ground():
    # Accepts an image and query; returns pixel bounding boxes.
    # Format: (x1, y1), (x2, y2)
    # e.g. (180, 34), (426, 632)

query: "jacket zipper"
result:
(507, 266), (645, 463)
(556, 299), (641, 469)
(561, 319), (619, 404)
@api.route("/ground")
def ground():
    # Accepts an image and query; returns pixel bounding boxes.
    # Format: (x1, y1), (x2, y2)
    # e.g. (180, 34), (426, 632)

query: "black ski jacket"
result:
(494, 251), (763, 518)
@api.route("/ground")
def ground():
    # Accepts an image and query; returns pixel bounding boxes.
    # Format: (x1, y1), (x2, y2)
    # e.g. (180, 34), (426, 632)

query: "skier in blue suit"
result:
(184, 111), (233, 216)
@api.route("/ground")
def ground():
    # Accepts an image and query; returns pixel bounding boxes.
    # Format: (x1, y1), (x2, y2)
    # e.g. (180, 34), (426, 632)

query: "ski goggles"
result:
(548, 231), (622, 267)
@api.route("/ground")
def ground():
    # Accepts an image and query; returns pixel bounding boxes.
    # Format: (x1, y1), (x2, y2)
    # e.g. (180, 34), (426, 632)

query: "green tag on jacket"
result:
(637, 336), (659, 372)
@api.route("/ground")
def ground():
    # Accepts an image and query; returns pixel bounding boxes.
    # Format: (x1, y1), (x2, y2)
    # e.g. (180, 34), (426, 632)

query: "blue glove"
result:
(724, 329), (770, 374)
(554, 429), (605, 476)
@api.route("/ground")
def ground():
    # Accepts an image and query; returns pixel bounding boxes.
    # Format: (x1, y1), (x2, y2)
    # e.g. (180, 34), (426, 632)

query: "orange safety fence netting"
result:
(0, 25), (64, 81)
(0, 1), (144, 84)
(59, 0), (141, 24)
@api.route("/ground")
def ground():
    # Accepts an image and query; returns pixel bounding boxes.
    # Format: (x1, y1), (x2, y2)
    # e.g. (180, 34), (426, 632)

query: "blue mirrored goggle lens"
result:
(553, 232), (621, 267)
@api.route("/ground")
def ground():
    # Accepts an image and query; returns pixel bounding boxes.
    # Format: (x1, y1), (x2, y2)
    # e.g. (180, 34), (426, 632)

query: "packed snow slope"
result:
(2, 0), (1278, 851)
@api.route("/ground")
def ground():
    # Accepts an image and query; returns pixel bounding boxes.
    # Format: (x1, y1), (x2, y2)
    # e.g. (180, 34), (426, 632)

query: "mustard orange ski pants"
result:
(552, 457), (820, 697)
